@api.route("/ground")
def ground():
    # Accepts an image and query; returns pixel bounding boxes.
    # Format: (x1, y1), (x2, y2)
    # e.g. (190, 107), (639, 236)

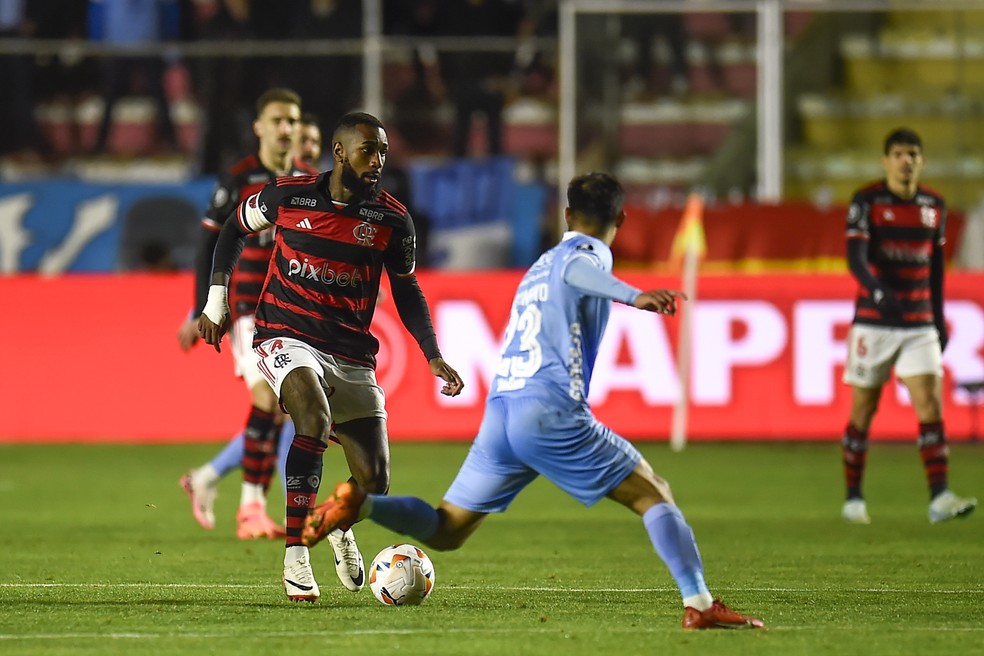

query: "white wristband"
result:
(202, 285), (229, 325)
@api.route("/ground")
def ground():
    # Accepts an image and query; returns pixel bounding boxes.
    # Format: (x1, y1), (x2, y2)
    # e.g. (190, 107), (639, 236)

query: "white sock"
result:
(193, 464), (220, 488)
(683, 592), (714, 611)
(240, 482), (264, 506)
(285, 545), (309, 565)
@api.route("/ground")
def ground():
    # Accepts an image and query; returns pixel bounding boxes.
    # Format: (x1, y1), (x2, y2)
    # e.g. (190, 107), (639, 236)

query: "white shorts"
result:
(229, 315), (265, 389)
(842, 324), (943, 388)
(255, 337), (387, 424)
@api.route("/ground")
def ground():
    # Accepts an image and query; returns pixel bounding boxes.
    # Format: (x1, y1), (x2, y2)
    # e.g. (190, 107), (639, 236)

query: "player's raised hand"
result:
(429, 357), (464, 397)
(177, 316), (200, 352)
(633, 289), (688, 316)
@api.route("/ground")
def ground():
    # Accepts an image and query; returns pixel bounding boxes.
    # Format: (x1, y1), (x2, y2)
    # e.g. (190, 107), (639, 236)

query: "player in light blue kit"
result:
(301, 173), (764, 630)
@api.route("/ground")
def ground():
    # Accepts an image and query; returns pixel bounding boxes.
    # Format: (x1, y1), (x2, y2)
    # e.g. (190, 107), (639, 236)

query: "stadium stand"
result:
(787, 8), (984, 210)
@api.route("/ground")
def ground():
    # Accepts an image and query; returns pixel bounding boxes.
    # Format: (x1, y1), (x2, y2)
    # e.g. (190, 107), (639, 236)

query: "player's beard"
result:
(341, 161), (380, 200)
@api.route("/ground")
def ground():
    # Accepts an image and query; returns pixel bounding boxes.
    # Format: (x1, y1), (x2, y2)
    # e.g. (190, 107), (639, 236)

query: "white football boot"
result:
(327, 528), (365, 592)
(841, 498), (871, 524)
(928, 490), (977, 524)
(283, 551), (320, 603)
(179, 469), (217, 530)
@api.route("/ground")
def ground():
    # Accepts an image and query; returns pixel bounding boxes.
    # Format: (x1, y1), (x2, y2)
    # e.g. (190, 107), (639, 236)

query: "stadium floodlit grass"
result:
(0, 441), (981, 656)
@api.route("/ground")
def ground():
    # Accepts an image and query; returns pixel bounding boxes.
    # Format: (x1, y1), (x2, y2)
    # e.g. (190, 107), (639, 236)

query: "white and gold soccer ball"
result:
(368, 543), (435, 606)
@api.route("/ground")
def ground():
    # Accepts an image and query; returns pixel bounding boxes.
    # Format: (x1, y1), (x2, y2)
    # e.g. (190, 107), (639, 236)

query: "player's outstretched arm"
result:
(633, 289), (688, 316)
(429, 357), (464, 397)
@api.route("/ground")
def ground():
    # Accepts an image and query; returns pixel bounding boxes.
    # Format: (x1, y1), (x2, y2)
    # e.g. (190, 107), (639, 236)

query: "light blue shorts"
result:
(443, 394), (642, 512)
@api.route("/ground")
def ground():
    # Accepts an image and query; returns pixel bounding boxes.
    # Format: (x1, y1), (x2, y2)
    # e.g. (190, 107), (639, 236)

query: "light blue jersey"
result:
(444, 231), (643, 511)
(491, 232), (616, 407)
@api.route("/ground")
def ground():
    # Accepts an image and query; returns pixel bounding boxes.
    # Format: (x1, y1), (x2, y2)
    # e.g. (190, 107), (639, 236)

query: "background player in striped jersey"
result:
(840, 128), (977, 525)
(299, 172), (765, 630)
(197, 112), (465, 602)
(296, 113), (324, 169)
(177, 111), (326, 529)
(178, 88), (318, 540)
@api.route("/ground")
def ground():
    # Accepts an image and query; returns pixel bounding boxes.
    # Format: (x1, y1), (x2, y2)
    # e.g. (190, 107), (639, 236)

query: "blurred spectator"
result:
(513, 0), (557, 101)
(0, 0), (46, 158)
(241, 0), (291, 100)
(88, 0), (182, 156)
(384, 0), (445, 153)
(188, 0), (253, 174)
(621, 14), (690, 99)
(33, 1), (91, 99)
(435, 0), (524, 158)
(286, 0), (362, 129)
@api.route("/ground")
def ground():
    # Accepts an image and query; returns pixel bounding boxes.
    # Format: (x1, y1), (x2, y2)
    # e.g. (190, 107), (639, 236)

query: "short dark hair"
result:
(333, 111), (385, 138)
(567, 172), (625, 227)
(255, 88), (302, 117)
(300, 112), (320, 128)
(883, 128), (922, 154)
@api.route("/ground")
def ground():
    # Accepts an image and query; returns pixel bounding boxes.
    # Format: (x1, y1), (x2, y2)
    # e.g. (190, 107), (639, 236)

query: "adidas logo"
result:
(296, 218), (313, 229)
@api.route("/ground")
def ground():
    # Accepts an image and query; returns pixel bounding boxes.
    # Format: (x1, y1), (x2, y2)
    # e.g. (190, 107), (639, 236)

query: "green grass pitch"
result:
(0, 441), (981, 655)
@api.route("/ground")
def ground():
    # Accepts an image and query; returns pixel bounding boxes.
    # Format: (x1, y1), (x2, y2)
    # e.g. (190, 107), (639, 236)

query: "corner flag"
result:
(670, 193), (706, 451)
(668, 192), (707, 271)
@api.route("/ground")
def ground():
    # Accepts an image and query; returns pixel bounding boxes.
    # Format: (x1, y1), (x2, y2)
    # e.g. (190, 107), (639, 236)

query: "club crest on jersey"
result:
(353, 222), (378, 246)
(920, 205), (938, 228)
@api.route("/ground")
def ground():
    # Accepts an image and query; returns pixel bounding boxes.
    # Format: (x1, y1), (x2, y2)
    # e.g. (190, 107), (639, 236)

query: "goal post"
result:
(558, 0), (780, 233)
(558, 0), (770, 449)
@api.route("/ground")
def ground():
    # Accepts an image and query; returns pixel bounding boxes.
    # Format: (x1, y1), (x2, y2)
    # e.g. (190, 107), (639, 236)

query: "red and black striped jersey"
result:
(846, 181), (945, 327)
(235, 172), (417, 367)
(197, 154), (319, 320)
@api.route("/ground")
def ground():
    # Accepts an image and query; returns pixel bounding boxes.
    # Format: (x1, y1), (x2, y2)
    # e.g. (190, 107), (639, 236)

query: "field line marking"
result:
(2, 626), (984, 641)
(1, 583), (981, 594)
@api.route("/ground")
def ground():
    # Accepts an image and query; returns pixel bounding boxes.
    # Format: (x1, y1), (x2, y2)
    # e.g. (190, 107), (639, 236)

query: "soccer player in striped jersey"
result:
(841, 128), (976, 525)
(178, 88), (317, 540)
(197, 112), (464, 602)
(177, 112), (325, 530)
(299, 172), (765, 630)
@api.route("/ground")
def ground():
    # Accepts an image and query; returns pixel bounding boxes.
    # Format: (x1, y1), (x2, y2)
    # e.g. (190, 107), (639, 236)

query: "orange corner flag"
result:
(668, 193), (707, 270)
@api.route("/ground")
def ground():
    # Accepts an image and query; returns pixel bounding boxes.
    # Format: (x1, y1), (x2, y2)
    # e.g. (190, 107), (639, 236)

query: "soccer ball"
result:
(368, 543), (435, 606)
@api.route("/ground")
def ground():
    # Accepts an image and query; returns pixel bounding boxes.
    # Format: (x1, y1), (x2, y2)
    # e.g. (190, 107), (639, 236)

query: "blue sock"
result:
(210, 432), (244, 477)
(277, 420), (295, 498)
(368, 495), (440, 543)
(643, 502), (709, 600)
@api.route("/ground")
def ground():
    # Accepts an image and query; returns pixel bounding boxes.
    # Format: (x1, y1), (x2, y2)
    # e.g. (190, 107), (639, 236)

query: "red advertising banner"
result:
(2, 272), (983, 442)
(614, 202), (966, 270)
